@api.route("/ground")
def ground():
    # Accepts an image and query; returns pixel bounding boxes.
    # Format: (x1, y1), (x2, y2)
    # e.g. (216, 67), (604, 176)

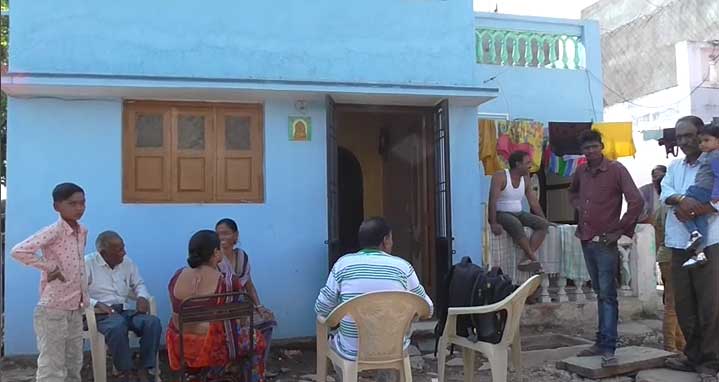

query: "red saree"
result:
(166, 268), (269, 382)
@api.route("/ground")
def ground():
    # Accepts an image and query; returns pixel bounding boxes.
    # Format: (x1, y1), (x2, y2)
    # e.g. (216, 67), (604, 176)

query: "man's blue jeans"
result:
(582, 241), (620, 354)
(96, 310), (162, 371)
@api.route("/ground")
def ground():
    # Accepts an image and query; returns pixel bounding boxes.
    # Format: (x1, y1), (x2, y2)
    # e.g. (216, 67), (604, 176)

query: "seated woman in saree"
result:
(166, 230), (270, 382)
(215, 218), (276, 359)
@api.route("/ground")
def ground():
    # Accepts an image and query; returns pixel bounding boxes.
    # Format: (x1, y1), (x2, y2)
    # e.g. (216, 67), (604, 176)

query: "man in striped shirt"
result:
(315, 217), (434, 361)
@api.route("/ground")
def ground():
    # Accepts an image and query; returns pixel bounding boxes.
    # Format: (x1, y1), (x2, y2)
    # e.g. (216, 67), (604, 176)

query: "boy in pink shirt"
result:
(11, 183), (88, 382)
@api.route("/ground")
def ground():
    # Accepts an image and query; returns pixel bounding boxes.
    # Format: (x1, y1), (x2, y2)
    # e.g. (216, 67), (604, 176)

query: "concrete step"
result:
(556, 346), (678, 379)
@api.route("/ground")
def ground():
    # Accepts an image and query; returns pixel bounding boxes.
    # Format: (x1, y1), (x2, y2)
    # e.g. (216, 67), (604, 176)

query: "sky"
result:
(474, 0), (600, 19)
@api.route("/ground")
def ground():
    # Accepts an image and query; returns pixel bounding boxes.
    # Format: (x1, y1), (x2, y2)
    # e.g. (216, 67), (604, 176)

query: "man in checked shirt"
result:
(569, 130), (644, 368)
(11, 183), (89, 382)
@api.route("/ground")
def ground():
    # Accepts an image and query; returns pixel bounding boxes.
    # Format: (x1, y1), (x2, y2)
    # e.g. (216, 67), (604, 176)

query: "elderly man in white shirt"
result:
(85, 231), (161, 382)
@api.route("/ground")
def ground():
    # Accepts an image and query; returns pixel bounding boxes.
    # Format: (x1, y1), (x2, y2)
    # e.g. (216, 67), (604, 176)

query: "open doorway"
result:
(326, 102), (452, 300)
(338, 147), (364, 255)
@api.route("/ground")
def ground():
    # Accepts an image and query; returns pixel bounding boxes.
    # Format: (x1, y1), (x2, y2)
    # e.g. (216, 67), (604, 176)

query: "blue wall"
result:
(5, 97), (329, 355)
(4, 6), (603, 354)
(10, 0), (477, 86)
(449, 104), (486, 263)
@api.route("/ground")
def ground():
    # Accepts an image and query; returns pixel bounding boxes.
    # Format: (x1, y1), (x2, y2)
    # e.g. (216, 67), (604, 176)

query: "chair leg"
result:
(402, 356), (413, 382)
(488, 348), (509, 382)
(90, 335), (108, 382)
(317, 355), (327, 382)
(317, 324), (329, 382)
(342, 363), (358, 382)
(462, 349), (474, 382)
(510, 335), (521, 371)
(437, 339), (448, 382)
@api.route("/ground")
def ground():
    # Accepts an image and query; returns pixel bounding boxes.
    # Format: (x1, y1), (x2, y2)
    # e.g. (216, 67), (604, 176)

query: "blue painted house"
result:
(2, 1), (602, 354)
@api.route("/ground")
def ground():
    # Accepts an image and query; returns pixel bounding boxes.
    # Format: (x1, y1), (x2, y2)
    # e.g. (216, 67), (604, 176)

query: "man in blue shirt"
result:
(660, 116), (719, 381)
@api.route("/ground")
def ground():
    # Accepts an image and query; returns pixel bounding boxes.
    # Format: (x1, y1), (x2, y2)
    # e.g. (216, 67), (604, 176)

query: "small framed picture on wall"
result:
(289, 116), (311, 141)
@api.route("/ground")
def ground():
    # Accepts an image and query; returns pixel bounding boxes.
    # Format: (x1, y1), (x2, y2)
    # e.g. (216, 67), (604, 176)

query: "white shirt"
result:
(314, 249), (434, 360)
(85, 252), (150, 308)
(660, 157), (719, 249)
(496, 170), (525, 213)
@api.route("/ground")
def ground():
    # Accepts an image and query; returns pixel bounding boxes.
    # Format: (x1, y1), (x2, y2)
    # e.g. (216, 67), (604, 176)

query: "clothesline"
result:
(478, 118), (636, 177)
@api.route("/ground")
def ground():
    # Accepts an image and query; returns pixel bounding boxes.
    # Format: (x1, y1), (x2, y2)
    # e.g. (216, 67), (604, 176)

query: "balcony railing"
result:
(476, 28), (586, 70)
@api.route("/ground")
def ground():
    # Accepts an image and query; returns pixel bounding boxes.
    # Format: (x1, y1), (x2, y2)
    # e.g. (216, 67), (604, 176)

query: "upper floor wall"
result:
(473, 13), (603, 122)
(9, 0), (478, 86)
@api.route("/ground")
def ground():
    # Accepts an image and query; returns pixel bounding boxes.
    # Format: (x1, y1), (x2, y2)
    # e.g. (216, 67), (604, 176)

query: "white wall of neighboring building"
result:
(605, 40), (719, 189)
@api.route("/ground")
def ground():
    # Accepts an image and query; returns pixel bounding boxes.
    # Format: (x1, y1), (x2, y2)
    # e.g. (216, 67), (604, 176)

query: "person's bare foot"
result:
(117, 371), (132, 382)
(135, 369), (151, 382)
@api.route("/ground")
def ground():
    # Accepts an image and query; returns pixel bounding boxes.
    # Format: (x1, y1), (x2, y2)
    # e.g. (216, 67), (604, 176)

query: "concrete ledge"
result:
(521, 297), (657, 328)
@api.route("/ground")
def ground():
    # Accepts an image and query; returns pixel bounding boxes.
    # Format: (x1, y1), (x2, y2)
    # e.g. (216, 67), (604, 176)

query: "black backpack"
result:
(472, 267), (517, 344)
(434, 257), (518, 354)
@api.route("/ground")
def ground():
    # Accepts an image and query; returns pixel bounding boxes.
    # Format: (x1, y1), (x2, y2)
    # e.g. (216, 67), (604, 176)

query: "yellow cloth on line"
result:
(479, 119), (504, 175)
(593, 122), (635, 160)
(498, 120), (544, 173)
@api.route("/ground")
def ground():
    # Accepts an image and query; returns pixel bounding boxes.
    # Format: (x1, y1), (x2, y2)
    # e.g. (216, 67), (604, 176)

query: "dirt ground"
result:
(0, 318), (666, 382)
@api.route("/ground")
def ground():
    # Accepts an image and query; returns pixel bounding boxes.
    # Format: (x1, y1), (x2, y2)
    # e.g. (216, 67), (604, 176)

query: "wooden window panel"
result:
(123, 105), (172, 202)
(215, 106), (264, 202)
(123, 101), (263, 203)
(171, 107), (215, 202)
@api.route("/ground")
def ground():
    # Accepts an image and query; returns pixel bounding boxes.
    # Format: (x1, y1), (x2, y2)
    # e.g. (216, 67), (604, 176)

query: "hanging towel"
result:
(479, 119), (504, 175)
(497, 134), (534, 164)
(543, 146), (587, 177)
(548, 122), (592, 156)
(560, 225), (591, 283)
(497, 120), (544, 172)
(593, 122), (635, 160)
(642, 129), (663, 141)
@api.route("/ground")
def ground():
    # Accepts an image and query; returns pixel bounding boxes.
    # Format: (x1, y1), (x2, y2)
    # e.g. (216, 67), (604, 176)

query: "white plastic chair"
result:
(316, 291), (432, 382)
(436, 275), (542, 382)
(84, 296), (162, 382)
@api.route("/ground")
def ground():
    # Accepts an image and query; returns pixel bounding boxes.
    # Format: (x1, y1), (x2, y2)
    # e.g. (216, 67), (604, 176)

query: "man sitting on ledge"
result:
(489, 150), (549, 273)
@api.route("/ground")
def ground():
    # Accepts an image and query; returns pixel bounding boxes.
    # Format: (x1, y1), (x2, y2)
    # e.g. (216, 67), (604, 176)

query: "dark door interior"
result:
(338, 147), (364, 255)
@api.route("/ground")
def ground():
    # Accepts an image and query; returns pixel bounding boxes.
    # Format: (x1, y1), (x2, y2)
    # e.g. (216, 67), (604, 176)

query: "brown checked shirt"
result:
(569, 158), (644, 241)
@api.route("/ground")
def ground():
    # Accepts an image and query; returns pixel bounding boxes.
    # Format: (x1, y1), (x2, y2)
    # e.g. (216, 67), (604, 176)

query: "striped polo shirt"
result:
(314, 249), (434, 360)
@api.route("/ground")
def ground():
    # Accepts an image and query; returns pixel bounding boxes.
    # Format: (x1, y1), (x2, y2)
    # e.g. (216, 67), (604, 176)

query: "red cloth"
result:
(497, 134), (534, 161)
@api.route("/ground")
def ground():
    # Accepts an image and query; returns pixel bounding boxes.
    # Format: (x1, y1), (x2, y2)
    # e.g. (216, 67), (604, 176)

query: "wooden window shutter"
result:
(171, 106), (215, 202)
(123, 104), (172, 202)
(215, 106), (264, 202)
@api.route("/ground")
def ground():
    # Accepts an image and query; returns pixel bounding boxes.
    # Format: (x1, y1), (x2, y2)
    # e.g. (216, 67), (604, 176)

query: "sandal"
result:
(518, 260), (541, 273)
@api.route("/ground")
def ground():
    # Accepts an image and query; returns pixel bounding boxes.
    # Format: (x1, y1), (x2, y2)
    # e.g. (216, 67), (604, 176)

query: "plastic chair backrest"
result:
(325, 291), (430, 363)
(496, 275), (542, 346)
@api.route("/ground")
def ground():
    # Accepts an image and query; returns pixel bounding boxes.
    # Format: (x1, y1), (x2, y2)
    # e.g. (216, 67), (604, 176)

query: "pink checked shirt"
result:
(11, 219), (89, 310)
